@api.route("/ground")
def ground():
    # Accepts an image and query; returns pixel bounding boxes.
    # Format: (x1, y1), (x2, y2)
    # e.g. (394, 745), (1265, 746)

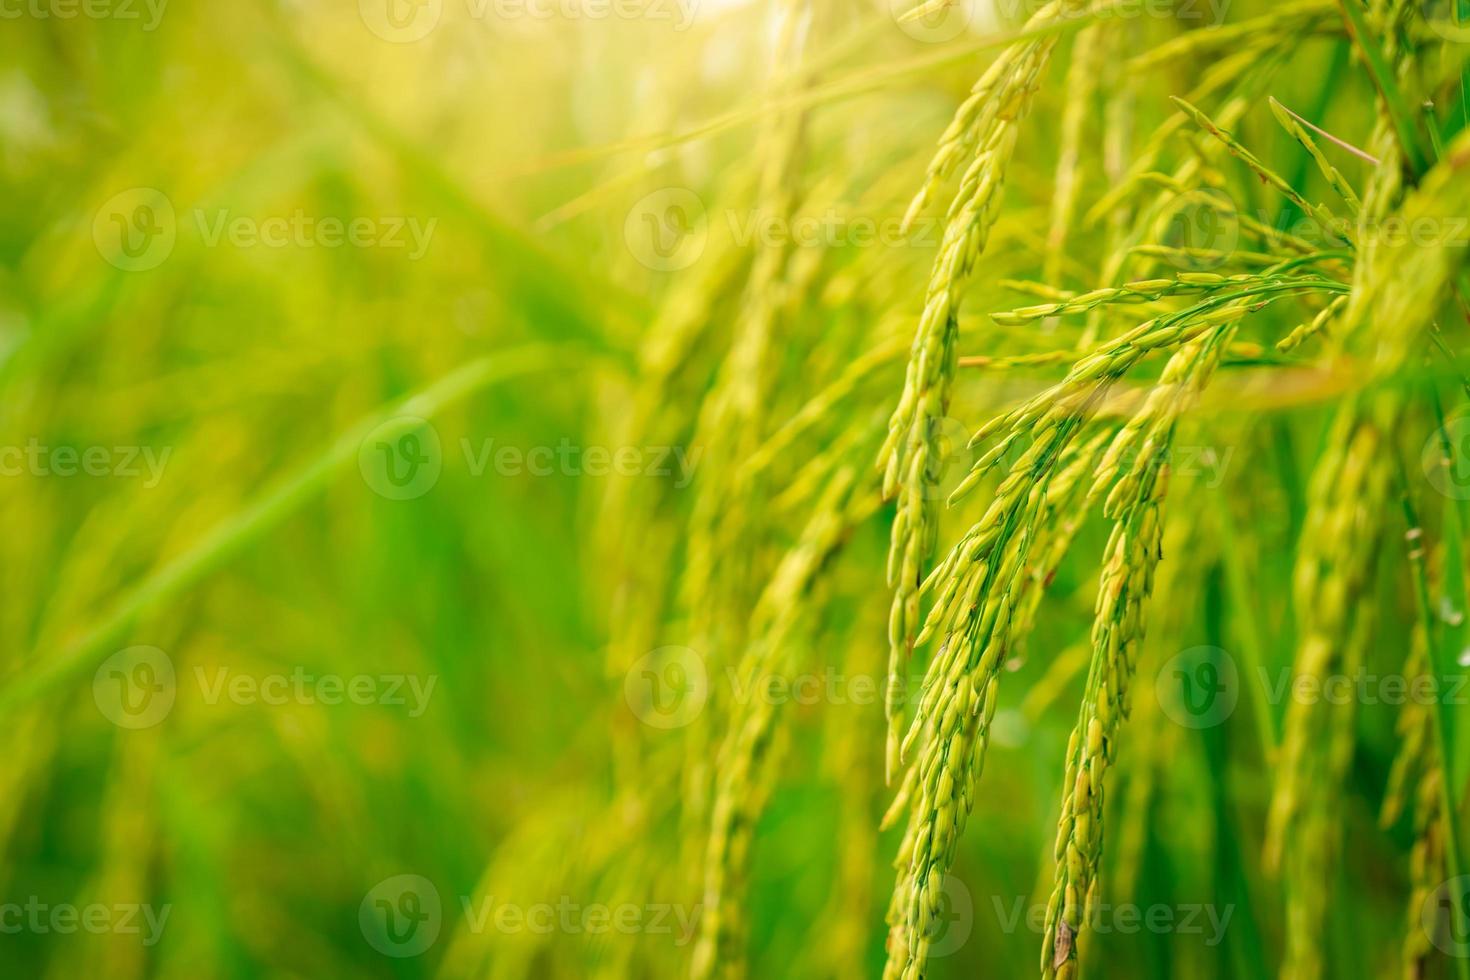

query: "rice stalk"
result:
(879, 0), (1088, 783)
(1276, 294), (1348, 353)
(692, 465), (870, 980)
(683, 0), (815, 671)
(1042, 324), (1232, 979)
(1267, 97), (1366, 215)
(1043, 23), (1107, 293)
(1264, 401), (1394, 980)
(1379, 610), (1450, 978)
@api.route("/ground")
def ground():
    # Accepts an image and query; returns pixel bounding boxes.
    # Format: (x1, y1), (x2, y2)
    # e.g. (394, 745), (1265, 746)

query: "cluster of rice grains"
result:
(871, 0), (1470, 977)
(535, 0), (1470, 976)
(878, 0), (1092, 788)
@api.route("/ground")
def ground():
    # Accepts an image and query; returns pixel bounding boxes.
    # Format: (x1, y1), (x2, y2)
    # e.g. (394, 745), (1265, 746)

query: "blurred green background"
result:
(4, 0), (1463, 977)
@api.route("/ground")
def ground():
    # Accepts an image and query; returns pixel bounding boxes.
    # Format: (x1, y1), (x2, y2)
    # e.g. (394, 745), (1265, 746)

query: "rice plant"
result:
(6, 0), (1470, 977)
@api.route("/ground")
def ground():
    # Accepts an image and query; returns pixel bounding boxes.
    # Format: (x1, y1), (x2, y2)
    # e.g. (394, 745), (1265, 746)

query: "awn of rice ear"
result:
(880, 0), (1089, 785)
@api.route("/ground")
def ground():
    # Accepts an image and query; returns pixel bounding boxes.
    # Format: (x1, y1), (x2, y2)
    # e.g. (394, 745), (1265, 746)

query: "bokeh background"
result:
(4, 0), (1465, 977)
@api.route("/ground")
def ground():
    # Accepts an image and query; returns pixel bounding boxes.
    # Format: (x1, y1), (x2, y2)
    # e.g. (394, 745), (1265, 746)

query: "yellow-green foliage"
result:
(6, 1), (1470, 979)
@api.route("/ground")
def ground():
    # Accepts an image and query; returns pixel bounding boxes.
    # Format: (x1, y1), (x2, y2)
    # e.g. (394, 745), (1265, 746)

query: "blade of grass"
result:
(1273, 40), (1353, 234)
